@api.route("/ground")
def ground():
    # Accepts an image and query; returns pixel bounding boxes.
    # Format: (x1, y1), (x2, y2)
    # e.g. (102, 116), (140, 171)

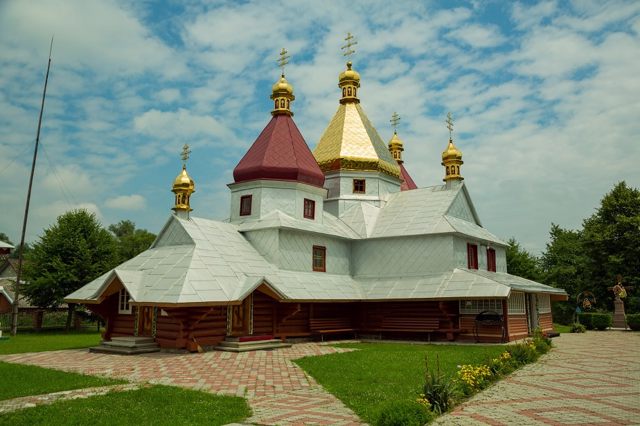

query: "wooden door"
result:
(138, 306), (154, 336)
(230, 296), (252, 336)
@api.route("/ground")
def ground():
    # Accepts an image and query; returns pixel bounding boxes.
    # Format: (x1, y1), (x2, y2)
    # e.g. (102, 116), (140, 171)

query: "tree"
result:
(582, 181), (640, 308)
(108, 220), (156, 264)
(505, 238), (541, 281)
(22, 210), (117, 331)
(540, 224), (587, 299)
(0, 232), (12, 245)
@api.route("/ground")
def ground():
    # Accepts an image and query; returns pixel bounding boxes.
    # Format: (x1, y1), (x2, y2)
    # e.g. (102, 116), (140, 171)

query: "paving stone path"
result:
(2, 332), (638, 425)
(0, 343), (362, 425)
(434, 331), (640, 425)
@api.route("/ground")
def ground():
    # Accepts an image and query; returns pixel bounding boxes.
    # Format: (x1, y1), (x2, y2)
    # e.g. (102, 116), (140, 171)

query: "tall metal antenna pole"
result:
(11, 37), (54, 336)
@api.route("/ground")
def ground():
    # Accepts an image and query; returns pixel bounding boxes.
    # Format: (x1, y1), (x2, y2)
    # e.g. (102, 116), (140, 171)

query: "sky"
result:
(0, 0), (639, 255)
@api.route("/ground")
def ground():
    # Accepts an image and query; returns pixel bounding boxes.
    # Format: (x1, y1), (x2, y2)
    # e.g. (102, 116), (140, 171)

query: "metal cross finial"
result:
(390, 112), (401, 133)
(446, 112), (454, 139)
(342, 32), (357, 58)
(277, 48), (290, 75)
(181, 143), (191, 166)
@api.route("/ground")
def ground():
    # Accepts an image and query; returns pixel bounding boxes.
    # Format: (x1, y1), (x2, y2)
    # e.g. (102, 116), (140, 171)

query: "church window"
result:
(118, 288), (132, 314)
(456, 166), (460, 174)
(347, 87), (352, 96)
(280, 99), (285, 108)
(303, 198), (315, 219)
(353, 179), (366, 194)
(240, 195), (252, 216)
(286, 100), (290, 109)
(508, 292), (526, 314)
(353, 88), (357, 97)
(446, 166), (450, 175)
(275, 100), (278, 109)
(312, 245), (326, 272)
(537, 294), (551, 313)
(459, 299), (502, 314)
(467, 243), (478, 269)
(487, 248), (496, 272)
(342, 88), (346, 97)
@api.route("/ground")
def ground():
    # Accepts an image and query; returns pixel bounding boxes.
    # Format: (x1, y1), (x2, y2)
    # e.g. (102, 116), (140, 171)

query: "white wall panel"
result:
(278, 230), (350, 274)
(353, 235), (454, 278)
(243, 229), (279, 266)
(447, 190), (477, 223)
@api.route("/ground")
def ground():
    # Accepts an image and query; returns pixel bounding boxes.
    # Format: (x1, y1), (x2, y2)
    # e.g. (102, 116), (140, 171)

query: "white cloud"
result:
(447, 24), (506, 48)
(105, 194), (147, 210)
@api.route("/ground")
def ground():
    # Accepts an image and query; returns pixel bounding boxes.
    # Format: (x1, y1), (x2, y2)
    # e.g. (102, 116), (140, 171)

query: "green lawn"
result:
(0, 362), (124, 401)
(554, 323), (571, 333)
(0, 385), (251, 425)
(0, 330), (101, 354)
(295, 342), (505, 424)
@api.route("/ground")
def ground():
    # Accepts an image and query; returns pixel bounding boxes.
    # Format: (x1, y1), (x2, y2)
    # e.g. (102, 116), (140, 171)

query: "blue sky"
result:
(0, 0), (639, 254)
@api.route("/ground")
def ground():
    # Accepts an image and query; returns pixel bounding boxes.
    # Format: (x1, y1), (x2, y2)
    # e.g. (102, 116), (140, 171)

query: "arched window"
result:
(280, 99), (285, 108)
(446, 166), (450, 175)
(456, 166), (460, 174)
(347, 87), (352, 96)
(342, 88), (346, 97)
(274, 100), (278, 109)
(353, 88), (357, 97)
(286, 100), (290, 109)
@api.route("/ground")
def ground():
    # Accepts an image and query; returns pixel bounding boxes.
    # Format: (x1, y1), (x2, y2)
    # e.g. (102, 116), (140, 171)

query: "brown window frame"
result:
(303, 198), (315, 220)
(467, 243), (478, 269)
(353, 179), (366, 194)
(487, 247), (496, 272)
(312, 245), (326, 272)
(239, 195), (252, 216)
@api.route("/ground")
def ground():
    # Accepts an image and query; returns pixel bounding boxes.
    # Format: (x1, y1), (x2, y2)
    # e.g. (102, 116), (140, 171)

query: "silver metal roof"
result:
(0, 241), (14, 249)
(0, 285), (14, 304)
(237, 210), (361, 239)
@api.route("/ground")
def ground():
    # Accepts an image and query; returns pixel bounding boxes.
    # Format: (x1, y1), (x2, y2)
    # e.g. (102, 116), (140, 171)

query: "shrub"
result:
(423, 356), (458, 414)
(577, 313), (593, 329)
(570, 323), (586, 333)
(507, 341), (539, 365)
(626, 313), (640, 331)
(552, 301), (575, 325)
(591, 313), (612, 330)
(374, 400), (434, 426)
(456, 364), (493, 395)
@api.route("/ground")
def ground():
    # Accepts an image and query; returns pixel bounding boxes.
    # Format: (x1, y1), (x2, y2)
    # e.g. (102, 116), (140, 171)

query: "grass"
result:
(553, 323), (571, 333)
(0, 385), (251, 425)
(0, 330), (101, 354)
(0, 362), (124, 401)
(295, 342), (505, 424)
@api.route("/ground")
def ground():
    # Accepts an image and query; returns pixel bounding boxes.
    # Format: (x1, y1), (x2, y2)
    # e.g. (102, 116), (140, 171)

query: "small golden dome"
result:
(339, 61), (360, 86)
(442, 139), (462, 161)
(173, 166), (195, 192)
(272, 74), (294, 97)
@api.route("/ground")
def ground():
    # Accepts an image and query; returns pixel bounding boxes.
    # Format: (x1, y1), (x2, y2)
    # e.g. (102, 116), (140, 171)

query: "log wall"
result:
(538, 312), (553, 332)
(508, 315), (529, 340)
(253, 292), (275, 335)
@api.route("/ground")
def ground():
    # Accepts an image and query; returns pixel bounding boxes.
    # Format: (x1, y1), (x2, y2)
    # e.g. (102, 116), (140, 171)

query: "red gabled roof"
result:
(233, 115), (325, 188)
(400, 163), (418, 191)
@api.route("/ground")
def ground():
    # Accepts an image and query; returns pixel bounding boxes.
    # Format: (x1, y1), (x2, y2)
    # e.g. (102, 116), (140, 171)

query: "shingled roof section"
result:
(233, 115), (325, 188)
(400, 163), (418, 191)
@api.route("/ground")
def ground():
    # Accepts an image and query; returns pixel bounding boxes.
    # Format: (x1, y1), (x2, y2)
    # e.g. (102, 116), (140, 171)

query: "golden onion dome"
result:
(339, 61), (360, 86)
(388, 132), (404, 148)
(272, 74), (294, 97)
(442, 139), (462, 161)
(173, 166), (195, 191)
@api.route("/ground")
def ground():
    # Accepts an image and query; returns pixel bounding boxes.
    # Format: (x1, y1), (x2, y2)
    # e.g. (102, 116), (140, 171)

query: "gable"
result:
(152, 216), (194, 248)
(447, 189), (478, 224)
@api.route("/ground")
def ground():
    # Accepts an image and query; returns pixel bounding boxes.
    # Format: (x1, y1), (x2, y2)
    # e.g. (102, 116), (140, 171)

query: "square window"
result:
(303, 198), (315, 219)
(312, 245), (326, 272)
(467, 243), (478, 269)
(353, 179), (366, 194)
(240, 195), (252, 216)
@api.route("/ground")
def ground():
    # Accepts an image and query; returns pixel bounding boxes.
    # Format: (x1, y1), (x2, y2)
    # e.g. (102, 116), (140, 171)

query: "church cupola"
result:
(442, 112), (464, 184)
(338, 33), (360, 104)
(271, 48), (295, 116)
(172, 144), (195, 219)
(388, 112), (417, 191)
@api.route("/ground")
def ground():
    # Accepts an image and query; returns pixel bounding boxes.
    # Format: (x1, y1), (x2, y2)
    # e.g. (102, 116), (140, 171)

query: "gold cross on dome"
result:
(390, 112), (401, 133)
(277, 48), (290, 75)
(342, 32), (357, 58)
(181, 143), (191, 166)
(446, 112), (454, 139)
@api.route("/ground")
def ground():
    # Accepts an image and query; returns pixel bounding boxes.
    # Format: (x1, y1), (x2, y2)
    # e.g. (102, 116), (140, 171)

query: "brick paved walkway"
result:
(2, 332), (638, 425)
(434, 331), (640, 425)
(0, 343), (362, 425)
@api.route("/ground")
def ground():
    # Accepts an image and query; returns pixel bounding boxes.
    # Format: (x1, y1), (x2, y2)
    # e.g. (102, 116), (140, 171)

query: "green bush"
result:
(626, 296), (640, 315)
(626, 313), (640, 331)
(507, 341), (539, 365)
(422, 356), (458, 414)
(577, 313), (593, 329)
(532, 328), (552, 354)
(591, 313), (612, 330)
(374, 400), (434, 426)
(570, 323), (586, 333)
(552, 302), (575, 325)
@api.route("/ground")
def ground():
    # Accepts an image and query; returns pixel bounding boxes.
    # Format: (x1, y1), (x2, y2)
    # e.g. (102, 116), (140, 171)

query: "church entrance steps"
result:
(89, 336), (160, 355)
(214, 337), (292, 352)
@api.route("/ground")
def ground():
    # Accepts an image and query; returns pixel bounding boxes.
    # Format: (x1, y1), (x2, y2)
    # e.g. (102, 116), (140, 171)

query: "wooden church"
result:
(66, 47), (567, 352)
